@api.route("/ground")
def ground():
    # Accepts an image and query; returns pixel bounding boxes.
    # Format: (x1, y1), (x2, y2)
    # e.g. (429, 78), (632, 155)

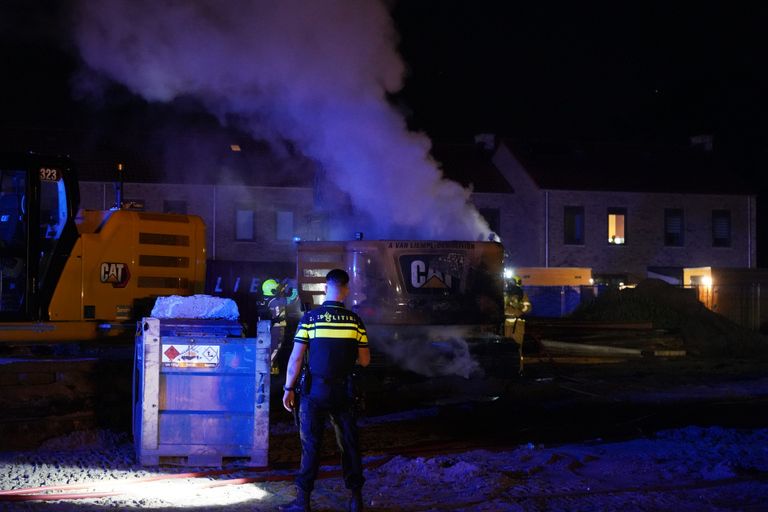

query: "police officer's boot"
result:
(278, 487), (310, 512)
(348, 488), (363, 512)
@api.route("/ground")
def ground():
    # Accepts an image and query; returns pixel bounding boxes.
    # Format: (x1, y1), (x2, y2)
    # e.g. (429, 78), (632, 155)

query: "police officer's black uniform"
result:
(293, 300), (368, 497)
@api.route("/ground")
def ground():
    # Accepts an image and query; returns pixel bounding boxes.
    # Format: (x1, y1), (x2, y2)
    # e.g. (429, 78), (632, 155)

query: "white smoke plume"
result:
(366, 326), (483, 379)
(72, 0), (492, 240)
(373, 336), (482, 379)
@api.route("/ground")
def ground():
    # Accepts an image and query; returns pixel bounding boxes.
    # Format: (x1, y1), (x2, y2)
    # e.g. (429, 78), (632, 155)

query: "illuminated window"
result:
(664, 209), (684, 246)
(564, 206), (584, 245)
(712, 210), (731, 247)
(607, 207), (626, 244)
(235, 209), (255, 240)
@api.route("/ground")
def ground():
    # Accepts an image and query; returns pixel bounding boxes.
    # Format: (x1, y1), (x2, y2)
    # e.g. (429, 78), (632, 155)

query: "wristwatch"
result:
(283, 385), (294, 392)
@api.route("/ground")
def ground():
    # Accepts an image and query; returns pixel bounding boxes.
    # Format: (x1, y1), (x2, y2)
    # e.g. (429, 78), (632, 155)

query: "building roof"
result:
(431, 142), (514, 193)
(503, 138), (755, 195)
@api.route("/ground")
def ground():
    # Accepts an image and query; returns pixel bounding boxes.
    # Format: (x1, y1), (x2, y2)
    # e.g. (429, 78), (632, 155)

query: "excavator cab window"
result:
(38, 172), (68, 281)
(0, 159), (77, 320)
(0, 170), (28, 314)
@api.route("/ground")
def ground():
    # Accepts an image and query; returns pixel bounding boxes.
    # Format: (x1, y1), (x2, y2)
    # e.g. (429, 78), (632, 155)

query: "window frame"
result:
(235, 208), (255, 241)
(276, 210), (294, 241)
(664, 208), (684, 247)
(712, 209), (732, 247)
(607, 207), (627, 245)
(563, 206), (585, 245)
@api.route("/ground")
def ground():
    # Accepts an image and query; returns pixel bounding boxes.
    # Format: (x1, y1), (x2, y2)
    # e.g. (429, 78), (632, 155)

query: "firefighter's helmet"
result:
(262, 278), (279, 297)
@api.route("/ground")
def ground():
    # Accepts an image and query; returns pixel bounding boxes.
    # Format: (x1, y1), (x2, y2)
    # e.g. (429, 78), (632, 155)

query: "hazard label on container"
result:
(162, 344), (220, 368)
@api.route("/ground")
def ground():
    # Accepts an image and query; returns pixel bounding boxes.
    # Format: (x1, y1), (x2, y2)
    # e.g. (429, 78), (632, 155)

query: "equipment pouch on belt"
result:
(298, 363), (311, 395)
(292, 364), (309, 428)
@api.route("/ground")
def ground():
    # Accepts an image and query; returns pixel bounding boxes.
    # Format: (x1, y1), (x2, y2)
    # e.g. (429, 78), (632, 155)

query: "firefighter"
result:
(280, 269), (371, 512)
(504, 276), (531, 373)
(505, 276), (531, 318)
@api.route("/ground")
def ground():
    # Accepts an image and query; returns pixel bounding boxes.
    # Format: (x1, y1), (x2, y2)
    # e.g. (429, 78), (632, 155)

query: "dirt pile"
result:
(572, 279), (768, 357)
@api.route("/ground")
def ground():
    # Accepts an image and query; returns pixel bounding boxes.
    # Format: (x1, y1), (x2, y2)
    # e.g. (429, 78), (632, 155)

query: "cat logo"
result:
(100, 262), (130, 288)
(400, 255), (461, 294)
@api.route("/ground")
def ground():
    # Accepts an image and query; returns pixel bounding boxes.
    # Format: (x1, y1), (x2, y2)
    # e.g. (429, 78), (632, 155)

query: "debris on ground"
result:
(572, 279), (768, 357)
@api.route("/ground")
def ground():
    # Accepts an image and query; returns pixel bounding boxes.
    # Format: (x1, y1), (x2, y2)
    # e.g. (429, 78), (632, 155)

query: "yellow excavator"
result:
(0, 153), (206, 342)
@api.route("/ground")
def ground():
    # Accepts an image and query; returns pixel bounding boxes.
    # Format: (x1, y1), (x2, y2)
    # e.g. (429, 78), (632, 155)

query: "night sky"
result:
(1, 1), (767, 258)
(393, 4), (768, 159)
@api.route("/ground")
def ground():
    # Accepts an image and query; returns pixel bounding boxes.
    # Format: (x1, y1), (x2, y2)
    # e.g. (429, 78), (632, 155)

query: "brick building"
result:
(489, 138), (756, 283)
(78, 136), (757, 286)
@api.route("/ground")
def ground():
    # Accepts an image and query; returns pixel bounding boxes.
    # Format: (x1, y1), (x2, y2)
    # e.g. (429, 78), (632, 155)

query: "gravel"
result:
(2, 421), (768, 511)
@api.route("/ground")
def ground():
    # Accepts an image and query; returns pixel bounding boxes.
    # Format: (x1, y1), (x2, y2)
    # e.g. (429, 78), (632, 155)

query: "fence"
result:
(524, 285), (599, 318)
(688, 283), (766, 333)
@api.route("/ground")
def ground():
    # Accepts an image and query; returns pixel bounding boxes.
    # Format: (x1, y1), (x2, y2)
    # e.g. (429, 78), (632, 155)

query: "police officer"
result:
(280, 269), (371, 512)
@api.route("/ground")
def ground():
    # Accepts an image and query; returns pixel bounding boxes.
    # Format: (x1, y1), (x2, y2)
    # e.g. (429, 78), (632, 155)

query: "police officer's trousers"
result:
(296, 382), (364, 493)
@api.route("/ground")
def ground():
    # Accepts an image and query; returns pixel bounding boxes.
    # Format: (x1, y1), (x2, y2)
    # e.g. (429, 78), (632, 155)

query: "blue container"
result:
(526, 286), (583, 318)
(133, 318), (271, 466)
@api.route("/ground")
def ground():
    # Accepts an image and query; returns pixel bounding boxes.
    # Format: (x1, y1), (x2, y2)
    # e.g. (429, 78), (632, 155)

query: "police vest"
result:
(293, 301), (368, 379)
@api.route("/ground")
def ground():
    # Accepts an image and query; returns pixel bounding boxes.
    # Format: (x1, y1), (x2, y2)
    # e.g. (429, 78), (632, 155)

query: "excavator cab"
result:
(0, 154), (78, 321)
(0, 153), (206, 341)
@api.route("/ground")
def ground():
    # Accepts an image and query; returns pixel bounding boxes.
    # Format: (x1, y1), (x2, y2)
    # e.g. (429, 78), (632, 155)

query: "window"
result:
(40, 177), (67, 242)
(163, 200), (187, 214)
(664, 209), (684, 246)
(276, 211), (294, 241)
(712, 210), (731, 247)
(479, 208), (500, 237)
(0, 169), (27, 313)
(607, 207), (626, 244)
(564, 206), (584, 245)
(235, 209), (255, 240)
(39, 175), (68, 284)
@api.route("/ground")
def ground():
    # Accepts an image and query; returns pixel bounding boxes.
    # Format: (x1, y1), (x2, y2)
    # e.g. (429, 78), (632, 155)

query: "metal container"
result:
(133, 318), (270, 466)
(525, 286), (583, 318)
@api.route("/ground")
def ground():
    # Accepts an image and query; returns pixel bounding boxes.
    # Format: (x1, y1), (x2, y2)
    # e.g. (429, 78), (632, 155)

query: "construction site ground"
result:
(281, 341), (768, 465)
(2, 318), (767, 511)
